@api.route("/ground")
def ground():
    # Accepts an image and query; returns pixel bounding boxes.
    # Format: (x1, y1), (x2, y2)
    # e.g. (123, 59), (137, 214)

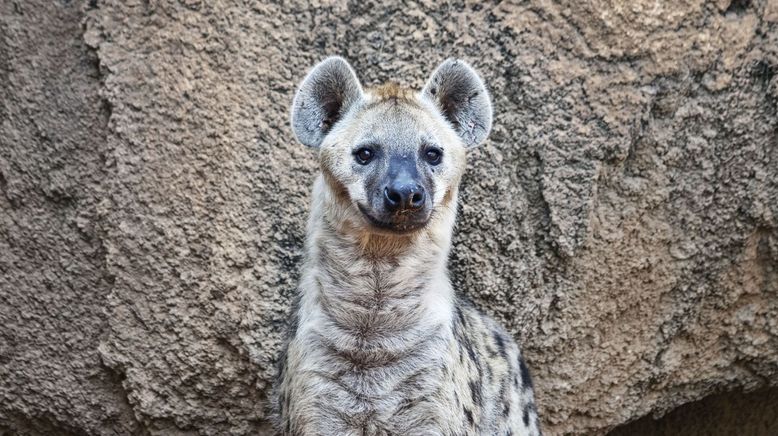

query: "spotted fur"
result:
(273, 57), (541, 436)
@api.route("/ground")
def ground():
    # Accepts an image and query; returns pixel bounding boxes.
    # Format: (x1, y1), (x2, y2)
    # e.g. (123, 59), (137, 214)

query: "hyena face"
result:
(291, 57), (492, 234)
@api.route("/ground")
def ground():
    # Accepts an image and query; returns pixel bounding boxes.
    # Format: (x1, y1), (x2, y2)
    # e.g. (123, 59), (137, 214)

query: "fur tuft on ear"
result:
(421, 59), (493, 147)
(291, 56), (364, 147)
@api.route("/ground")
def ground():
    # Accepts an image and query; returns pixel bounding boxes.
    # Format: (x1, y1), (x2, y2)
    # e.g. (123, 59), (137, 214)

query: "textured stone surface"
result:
(0, 1), (141, 434)
(1, 0), (777, 435)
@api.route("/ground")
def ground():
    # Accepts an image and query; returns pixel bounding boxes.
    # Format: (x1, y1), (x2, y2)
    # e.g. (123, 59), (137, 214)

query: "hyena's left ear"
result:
(291, 56), (364, 147)
(421, 59), (493, 147)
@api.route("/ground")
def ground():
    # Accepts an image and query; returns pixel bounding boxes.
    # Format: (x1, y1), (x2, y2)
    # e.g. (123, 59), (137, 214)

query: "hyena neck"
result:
(297, 175), (457, 347)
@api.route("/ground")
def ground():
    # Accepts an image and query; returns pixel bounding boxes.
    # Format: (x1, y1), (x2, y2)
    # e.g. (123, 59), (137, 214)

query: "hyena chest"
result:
(285, 331), (461, 435)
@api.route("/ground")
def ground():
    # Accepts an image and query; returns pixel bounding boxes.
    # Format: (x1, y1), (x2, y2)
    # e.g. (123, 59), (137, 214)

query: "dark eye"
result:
(354, 147), (374, 165)
(424, 148), (442, 165)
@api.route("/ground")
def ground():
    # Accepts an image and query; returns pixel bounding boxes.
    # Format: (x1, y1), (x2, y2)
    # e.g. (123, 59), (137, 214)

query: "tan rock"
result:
(1, 0), (776, 434)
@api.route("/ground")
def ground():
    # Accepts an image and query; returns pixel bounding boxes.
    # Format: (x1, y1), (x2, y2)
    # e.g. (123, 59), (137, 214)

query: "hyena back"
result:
(272, 56), (541, 436)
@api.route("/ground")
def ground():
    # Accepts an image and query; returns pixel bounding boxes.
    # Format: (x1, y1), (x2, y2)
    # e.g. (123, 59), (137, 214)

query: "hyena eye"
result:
(354, 147), (374, 165)
(424, 148), (442, 165)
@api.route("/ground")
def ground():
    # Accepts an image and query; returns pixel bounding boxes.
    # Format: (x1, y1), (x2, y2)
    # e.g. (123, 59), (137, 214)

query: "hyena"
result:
(272, 56), (541, 436)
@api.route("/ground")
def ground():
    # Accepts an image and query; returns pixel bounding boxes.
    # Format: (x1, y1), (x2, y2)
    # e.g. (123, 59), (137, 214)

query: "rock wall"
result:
(0, 1), (140, 433)
(1, 0), (777, 435)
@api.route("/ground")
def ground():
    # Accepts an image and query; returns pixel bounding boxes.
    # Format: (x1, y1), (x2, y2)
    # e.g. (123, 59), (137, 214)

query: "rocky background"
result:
(1, 0), (777, 435)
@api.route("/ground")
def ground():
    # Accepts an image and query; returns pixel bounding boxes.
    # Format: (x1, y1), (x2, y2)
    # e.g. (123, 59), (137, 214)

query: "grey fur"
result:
(291, 56), (365, 147)
(274, 57), (540, 435)
(421, 59), (493, 147)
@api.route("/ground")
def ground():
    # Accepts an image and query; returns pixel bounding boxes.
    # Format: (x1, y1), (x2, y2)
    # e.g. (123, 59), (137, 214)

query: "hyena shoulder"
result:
(449, 299), (540, 435)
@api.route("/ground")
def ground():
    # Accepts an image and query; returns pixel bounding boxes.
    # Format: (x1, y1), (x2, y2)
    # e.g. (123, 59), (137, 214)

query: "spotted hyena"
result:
(272, 56), (541, 436)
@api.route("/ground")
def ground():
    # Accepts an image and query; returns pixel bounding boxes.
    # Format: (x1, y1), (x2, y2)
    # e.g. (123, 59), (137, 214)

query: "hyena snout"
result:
(384, 177), (425, 212)
(373, 156), (432, 224)
(357, 157), (433, 233)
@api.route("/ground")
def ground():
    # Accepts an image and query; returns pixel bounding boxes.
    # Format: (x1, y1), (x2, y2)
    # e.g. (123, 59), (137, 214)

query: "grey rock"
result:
(1, 0), (776, 435)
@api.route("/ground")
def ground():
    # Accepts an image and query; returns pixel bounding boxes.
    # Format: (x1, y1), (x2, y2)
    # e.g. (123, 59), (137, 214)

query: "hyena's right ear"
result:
(291, 56), (364, 147)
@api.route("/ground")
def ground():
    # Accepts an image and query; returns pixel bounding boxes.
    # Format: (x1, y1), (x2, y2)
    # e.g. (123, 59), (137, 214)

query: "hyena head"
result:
(291, 57), (492, 235)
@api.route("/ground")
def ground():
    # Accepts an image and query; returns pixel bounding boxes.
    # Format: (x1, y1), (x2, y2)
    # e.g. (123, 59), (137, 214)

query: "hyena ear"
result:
(421, 59), (493, 147)
(291, 56), (364, 147)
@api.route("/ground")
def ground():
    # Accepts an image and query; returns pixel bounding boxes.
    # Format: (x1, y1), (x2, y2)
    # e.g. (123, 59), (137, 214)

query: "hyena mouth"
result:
(357, 204), (429, 233)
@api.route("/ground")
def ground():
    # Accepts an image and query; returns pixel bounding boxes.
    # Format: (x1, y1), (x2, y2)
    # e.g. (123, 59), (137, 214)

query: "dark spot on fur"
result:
(503, 402), (510, 417)
(522, 406), (530, 427)
(464, 406), (474, 426)
(397, 398), (415, 414)
(487, 344), (498, 358)
(519, 358), (533, 390)
(466, 341), (478, 363)
(469, 380), (483, 406)
(457, 305), (466, 326)
(493, 330), (507, 358)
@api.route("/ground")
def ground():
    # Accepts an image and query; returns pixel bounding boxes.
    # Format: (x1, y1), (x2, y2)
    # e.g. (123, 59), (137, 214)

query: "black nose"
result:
(384, 182), (425, 212)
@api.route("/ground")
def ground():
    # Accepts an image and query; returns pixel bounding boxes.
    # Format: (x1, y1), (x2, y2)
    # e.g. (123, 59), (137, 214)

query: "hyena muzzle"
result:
(272, 56), (541, 436)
